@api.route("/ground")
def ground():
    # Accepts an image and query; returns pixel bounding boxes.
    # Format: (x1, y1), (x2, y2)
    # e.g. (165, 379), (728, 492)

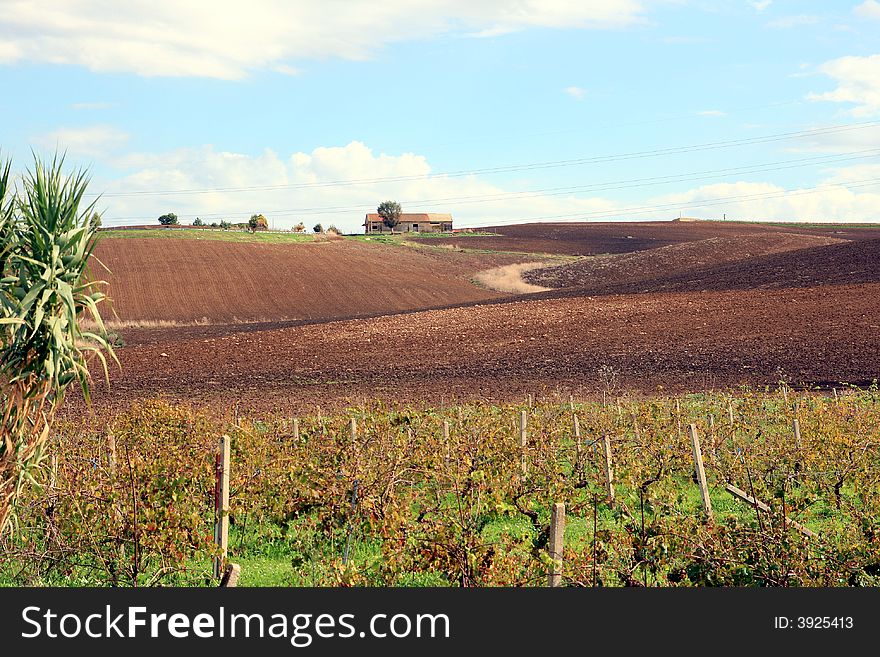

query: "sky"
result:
(1, 0), (880, 232)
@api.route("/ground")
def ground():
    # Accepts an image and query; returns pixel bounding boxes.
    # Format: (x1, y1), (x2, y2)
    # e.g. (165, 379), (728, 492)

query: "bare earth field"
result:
(71, 222), (880, 415)
(92, 237), (534, 325)
(418, 220), (880, 255)
(82, 282), (880, 415)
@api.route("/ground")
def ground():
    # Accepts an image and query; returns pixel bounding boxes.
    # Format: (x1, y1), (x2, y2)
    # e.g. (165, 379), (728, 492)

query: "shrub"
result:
(0, 154), (115, 534)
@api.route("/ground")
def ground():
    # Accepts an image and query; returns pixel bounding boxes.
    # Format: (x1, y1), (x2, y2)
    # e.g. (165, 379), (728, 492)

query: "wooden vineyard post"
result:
(291, 417), (300, 441)
(443, 420), (451, 463)
(707, 414), (717, 466)
(219, 562), (241, 588)
(107, 433), (124, 561)
(548, 503), (565, 587)
(728, 400), (735, 426)
(527, 393), (534, 409)
(107, 432), (117, 479)
(601, 434), (615, 503)
(519, 410), (528, 480)
(569, 394), (574, 411)
(350, 417), (357, 444)
(725, 483), (817, 538)
(675, 398), (683, 441)
(688, 424), (713, 521)
(213, 434), (231, 580)
(833, 387), (839, 403)
(792, 418), (803, 485)
(573, 413), (582, 455)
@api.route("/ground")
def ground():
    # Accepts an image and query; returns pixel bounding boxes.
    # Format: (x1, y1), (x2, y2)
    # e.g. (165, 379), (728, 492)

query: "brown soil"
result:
(529, 237), (880, 296)
(92, 238), (531, 325)
(421, 221), (880, 256)
(65, 222), (880, 416)
(77, 282), (880, 415)
(524, 232), (843, 289)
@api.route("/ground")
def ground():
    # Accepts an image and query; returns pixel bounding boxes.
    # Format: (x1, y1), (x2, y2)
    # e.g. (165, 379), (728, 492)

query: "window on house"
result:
(413, 223), (419, 231)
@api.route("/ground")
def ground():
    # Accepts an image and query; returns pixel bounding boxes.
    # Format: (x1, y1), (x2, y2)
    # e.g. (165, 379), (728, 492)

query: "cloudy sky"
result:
(1, 0), (879, 231)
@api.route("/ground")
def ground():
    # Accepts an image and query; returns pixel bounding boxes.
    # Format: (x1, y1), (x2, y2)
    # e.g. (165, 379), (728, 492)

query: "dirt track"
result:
(79, 282), (880, 414)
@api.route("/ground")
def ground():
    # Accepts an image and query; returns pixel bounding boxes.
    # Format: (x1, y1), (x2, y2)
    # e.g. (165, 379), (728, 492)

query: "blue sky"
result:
(1, 0), (880, 232)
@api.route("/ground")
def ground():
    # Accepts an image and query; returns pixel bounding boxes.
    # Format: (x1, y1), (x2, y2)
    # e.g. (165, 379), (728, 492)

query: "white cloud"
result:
(87, 138), (880, 229)
(748, 0), (772, 11)
(766, 14), (820, 29)
(646, 179), (880, 223)
(93, 141), (620, 231)
(35, 125), (129, 158)
(696, 110), (727, 117)
(854, 1), (880, 20)
(808, 54), (880, 116)
(0, 1), (649, 79)
(564, 86), (587, 100)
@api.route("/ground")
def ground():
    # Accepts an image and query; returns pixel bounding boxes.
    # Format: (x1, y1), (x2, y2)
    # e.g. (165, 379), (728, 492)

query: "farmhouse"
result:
(363, 213), (453, 234)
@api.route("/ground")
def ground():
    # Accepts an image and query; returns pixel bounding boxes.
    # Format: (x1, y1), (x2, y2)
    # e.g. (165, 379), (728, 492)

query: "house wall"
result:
(366, 221), (450, 234)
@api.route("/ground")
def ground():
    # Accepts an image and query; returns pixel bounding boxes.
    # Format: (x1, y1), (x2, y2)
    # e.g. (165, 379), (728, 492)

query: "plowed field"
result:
(70, 222), (880, 414)
(92, 238), (533, 325)
(422, 221), (880, 255)
(524, 232), (843, 289)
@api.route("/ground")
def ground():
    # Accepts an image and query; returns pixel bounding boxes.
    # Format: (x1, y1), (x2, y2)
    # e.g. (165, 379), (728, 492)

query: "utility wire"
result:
(100, 149), (880, 222)
(89, 120), (880, 199)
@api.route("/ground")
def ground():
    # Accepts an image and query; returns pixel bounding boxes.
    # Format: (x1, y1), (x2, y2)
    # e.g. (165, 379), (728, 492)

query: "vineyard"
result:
(2, 387), (879, 587)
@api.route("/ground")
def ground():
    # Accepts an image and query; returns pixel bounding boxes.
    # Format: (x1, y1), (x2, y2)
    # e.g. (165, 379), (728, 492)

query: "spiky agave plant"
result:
(0, 153), (116, 534)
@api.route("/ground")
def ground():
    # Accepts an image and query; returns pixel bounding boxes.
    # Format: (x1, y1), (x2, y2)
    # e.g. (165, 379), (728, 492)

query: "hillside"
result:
(531, 237), (880, 297)
(524, 232), (843, 289)
(418, 221), (880, 256)
(91, 237), (532, 326)
(85, 282), (880, 412)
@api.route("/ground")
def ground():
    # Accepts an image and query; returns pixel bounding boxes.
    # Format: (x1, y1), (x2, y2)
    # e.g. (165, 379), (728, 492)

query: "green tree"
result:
(89, 212), (102, 230)
(293, 222), (305, 233)
(248, 214), (268, 233)
(0, 154), (115, 534)
(377, 200), (402, 234)
(220, 219), (231, 230)
(158, 212), (178, 226)
(192, 217), (205, 227)
(313, 223), (323, 233)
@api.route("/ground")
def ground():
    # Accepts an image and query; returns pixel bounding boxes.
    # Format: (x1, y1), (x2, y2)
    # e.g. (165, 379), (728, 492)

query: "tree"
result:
(0, 154), (115, 534)
(158, 212), (178, 226)
(89, 212), (102, 230)
(193, 217), (204, 227)
(248, 214), (268, 233)
(210, 222), (218, 228)
(293, 222), (305, 233)
(220, 219), (231, 230)
(313, 223), (323, 233)
(377, 200), (402, 234)
(326, 224), (339, 234)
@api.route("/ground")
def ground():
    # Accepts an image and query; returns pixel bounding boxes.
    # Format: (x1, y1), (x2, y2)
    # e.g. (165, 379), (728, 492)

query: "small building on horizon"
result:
(363, 213), (453, 234)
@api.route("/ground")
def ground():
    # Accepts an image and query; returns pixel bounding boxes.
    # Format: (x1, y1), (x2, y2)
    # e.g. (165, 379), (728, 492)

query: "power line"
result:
(101, 148), (880, 222)
(486, 177), (880, 226)
(90, 120), (880, 199)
